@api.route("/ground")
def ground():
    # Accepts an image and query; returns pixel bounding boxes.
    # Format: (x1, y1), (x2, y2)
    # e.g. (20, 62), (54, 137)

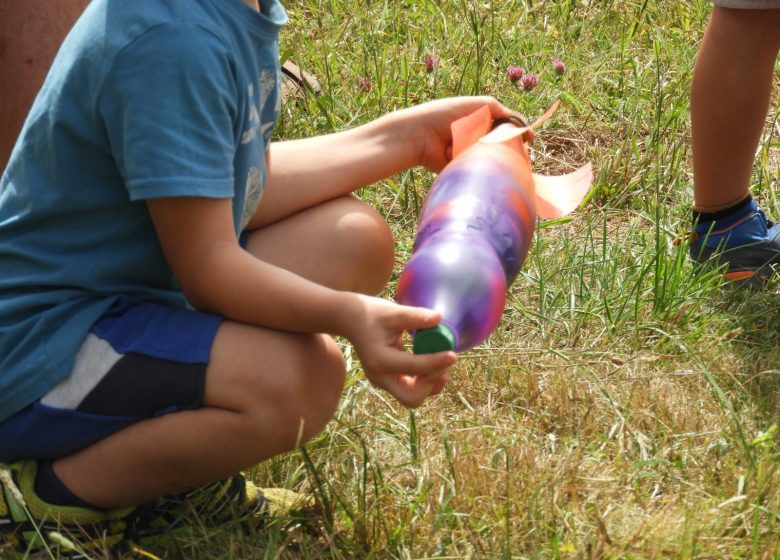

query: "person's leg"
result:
(51, 196), (394, 509)
(242, 195), (396, 295)
(689, 5), (780, 286)
(53, 326), (345, 509)
(692, 6), (780, 210)
(0, 0), (89, 172)
(1, 303), (332, 553)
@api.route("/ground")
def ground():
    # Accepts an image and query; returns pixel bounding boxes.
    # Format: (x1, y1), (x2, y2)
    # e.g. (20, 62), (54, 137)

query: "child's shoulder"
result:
(51, 0), (240, 97)
(74, 0), (229, 56)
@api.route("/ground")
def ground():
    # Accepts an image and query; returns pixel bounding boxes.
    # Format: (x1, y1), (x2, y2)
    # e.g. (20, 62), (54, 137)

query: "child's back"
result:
(0, 0), (285, 422)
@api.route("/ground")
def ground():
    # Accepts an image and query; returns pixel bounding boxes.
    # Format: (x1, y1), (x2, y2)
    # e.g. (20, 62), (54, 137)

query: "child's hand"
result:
(345, 295), (457, 408)
(393, 96), (521, 173)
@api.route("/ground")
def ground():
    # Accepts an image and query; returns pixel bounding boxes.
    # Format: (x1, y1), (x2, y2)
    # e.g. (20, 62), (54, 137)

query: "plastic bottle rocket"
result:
(396, 102), (593, 354)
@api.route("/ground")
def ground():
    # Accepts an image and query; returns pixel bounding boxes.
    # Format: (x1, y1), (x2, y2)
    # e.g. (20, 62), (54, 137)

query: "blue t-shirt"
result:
(0, 0), (287, 421)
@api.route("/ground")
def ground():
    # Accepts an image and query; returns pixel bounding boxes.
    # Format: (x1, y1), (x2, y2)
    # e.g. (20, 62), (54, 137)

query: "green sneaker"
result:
(129, 474), (315, 547)
(0, 460), (134, 559)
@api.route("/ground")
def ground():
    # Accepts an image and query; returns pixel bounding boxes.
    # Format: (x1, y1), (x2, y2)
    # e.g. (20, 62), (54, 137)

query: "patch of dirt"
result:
(529, 127), (615, 176)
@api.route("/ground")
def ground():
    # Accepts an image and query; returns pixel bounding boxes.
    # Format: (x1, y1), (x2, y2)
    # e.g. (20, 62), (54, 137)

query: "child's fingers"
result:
(429, 372), (451, 395)
(390, 372), (450, 408)
(385, 347), (457, 379)
(468, 95), (519, 120)
(392, 304), (442, 332)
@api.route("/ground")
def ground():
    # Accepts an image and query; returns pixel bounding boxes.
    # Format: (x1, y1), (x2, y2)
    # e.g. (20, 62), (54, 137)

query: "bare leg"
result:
(52, 197), (395, 508)
(56, 326), (346, 508)
(243, 195), (396, 295)
(691, 6), (780, 211)
(0, 0), (88, 171)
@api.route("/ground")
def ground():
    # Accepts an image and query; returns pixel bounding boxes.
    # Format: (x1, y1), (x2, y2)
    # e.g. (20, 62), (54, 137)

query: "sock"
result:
(34, 460), (102, 510)
(693, 195), (755, 227)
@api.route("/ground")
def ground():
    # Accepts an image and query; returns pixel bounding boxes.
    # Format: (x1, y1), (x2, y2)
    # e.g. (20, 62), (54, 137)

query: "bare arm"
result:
(253, 96), (517, 227)
(147, 197), (356, 334)
(147, 96), (517, 405)
(146, 196), (456, 407)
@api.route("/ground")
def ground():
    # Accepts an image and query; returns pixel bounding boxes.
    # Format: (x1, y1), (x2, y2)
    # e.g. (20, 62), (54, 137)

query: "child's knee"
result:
(336, 197), (395, 294)
(235, 333), (345, 448)
(292, 334), (347, 439)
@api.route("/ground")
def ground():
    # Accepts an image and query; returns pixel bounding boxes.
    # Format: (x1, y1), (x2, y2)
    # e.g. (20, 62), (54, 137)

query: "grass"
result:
(5, 0), (780, 558)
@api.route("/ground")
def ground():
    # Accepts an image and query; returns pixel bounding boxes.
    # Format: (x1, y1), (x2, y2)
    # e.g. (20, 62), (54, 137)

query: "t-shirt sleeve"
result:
(98, 22), (238, 202)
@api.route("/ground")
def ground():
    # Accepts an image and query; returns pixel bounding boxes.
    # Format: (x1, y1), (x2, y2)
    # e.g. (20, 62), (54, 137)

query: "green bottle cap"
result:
(413, 323), (457, 354)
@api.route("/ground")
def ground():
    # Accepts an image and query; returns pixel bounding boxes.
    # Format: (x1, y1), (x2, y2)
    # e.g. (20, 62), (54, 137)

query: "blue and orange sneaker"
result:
(689, 198), (780, 289)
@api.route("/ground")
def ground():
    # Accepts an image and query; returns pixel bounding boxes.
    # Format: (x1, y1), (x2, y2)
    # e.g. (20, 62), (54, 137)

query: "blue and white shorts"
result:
(0, 298), (223, 462)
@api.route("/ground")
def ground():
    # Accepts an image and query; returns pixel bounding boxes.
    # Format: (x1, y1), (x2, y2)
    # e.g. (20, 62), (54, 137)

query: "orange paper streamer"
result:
(449, 100), (593, 219)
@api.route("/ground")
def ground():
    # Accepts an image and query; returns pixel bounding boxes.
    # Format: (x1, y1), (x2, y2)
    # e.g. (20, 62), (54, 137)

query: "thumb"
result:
(395, 304), (442, 331)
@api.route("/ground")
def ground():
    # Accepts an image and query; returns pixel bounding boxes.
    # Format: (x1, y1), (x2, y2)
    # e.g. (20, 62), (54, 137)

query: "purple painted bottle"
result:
(396, 115), (538, 354)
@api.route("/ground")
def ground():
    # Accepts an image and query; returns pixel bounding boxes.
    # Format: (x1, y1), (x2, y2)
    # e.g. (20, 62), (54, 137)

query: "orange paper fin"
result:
(530, 99), (560, 129)
(451, 105), (492, 159)
(479, 123), (533, 144)
(452, 100), (562, 157)
(533, 162), (593, 219)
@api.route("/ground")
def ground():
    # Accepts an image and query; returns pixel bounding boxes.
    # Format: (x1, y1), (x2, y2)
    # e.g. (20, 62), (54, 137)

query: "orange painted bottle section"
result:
(396, 123), (537, 353)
